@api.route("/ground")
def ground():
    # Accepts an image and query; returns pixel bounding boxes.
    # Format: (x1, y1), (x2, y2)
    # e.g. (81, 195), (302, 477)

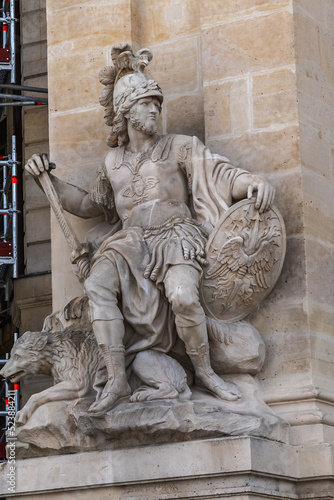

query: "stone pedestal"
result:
(1, 437), (333, 499)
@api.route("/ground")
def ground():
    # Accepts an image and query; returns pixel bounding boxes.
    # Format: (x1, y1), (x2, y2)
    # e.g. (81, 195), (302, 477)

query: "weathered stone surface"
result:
(206, 124), (300, 172)
(201, 11), (295, 82)
(25, 208), (51, 243)
(21, 8), (47, 45)
(204, 78), (250, 137)
(24, 107), (49, 145)
(14, 374), (288, 459)
(252, 68), (298, 129)
(148, 36), (200, 94)
(133, 0), (200, 45)
(199, 0), (290, 25)
(166, 92), (205, 143)
(2, 438), (334, 499)
(24, 175), (50, 211)
(25, 242), (51, 274)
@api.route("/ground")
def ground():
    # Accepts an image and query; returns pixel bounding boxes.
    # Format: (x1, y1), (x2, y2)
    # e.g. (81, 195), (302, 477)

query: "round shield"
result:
(200, 198), (286, 322)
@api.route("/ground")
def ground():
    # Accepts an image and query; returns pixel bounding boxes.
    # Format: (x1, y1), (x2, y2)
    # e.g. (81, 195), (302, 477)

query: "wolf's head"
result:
(0, 332), (48, 382)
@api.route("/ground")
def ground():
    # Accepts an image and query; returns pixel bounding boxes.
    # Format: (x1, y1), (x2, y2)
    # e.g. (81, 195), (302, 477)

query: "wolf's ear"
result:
(30, 334), (48, 351)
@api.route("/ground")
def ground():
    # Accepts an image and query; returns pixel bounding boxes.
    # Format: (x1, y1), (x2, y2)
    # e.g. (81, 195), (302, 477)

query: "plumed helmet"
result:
(113, 72), (163, 114)
(99, 42), (163, 147)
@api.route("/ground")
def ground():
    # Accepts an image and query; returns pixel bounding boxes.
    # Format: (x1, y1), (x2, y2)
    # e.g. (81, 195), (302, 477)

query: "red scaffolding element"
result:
(0, 47), (9, 62)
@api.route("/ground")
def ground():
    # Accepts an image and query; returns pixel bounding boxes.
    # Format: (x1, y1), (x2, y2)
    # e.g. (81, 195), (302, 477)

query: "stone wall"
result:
(44, 0), (334, 445)
(292, 0), (334, 443)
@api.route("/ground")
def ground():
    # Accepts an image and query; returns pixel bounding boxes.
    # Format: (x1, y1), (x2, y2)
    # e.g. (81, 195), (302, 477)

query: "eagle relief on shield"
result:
(201, 198), (286, 322)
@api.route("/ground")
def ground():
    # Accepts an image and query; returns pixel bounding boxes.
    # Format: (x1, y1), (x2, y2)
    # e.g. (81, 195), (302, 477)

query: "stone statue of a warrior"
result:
(25, 43), (276, 415)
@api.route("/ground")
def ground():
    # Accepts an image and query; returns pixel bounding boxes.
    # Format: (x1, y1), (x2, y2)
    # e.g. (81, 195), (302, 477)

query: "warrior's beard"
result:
(129, 109), (157, 136)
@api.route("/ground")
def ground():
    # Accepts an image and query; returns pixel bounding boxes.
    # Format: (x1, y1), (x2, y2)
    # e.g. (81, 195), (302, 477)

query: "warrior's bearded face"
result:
(128, 96), (161, 136)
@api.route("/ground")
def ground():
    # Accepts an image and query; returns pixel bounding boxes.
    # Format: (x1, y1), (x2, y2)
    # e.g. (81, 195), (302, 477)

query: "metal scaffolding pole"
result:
(0, 0), (17, 83)
(0, 136), (19, 276)
(11, 135), (17, 278)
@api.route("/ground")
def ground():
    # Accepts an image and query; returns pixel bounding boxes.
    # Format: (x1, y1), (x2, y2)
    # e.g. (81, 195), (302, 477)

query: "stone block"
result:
(47, 46), (106, 113)
(134, 0), (200, 46)
(148, 36), (199, 95)
(25, 241), (51, 274)
(13, 272), (52, 333)
(206, 124), (300, 173)
(21, 9), (47, 45)
(22, 41), (45, 63)
(202, 11), (295, 82)
(299, 92), (334, 143)
(23, 58), (48, 78)
(22, 74), (48, 90)
(199, 0), (290, 25)
(204, 78), (250, 138)
(299, 122), (333, 181)
(252, 68), (298, 129)
(305, 237), (334, 309)
(24, 107), (49, 145)
(166, 92), (204, 142)
(48, 107), (107, 169)
(310, 329), (334, 381)
(325, 0), (334, 32)
(295, 12), (334, 88)
(24, 142), (49, 163)
(294, 0), (327, 33)
(1, 438), (334, 499)
(265, 169), (304, 238)
(302, 168), (334, 244)
(21, 0), (45, 14)
(24, 177), (49, 212)
(46, 3), (131, 47)
(252, 235), (307, 317)
(25, 208), (51, 244)
(261, 327), (311, 379)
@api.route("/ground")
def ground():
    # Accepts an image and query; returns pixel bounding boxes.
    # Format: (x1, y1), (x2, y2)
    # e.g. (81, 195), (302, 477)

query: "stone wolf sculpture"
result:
(0, 318), (193, 424)
(0, 328), (104, 424)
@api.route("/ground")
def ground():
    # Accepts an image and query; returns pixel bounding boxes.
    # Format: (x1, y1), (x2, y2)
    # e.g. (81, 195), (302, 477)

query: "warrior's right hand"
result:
(25, 153), (56, 177)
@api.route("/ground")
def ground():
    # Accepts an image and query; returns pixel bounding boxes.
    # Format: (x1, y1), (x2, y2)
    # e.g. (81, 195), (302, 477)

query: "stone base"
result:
(14, 374), (288, 458)
(1, 437), (334, 499)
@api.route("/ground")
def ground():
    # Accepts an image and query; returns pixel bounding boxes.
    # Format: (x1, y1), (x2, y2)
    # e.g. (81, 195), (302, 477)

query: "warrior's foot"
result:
(186, 343), (241, 402)
(88, 378), (131, 415)
(196, 370), (241, 401)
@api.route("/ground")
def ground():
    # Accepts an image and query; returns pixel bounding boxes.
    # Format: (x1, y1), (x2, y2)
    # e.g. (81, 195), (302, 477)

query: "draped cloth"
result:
(84, 135), (249, 358)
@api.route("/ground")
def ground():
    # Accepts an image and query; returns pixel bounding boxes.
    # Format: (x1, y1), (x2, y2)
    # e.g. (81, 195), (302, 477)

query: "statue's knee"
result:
(168, 285), (199, 316)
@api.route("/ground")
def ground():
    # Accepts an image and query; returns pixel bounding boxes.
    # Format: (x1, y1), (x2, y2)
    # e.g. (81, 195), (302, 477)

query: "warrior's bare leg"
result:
(85, 258), (130, 413)
(164, 265), (240, 401)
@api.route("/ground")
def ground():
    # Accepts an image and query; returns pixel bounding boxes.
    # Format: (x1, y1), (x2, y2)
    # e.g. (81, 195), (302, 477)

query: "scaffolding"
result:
(0, 0), (16, 84)
(0, 0), (47, 280)
(0, 134), (18, 278)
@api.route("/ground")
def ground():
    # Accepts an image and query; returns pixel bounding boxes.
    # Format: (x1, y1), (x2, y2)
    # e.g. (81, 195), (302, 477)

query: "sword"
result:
(38, 168), (90, 279)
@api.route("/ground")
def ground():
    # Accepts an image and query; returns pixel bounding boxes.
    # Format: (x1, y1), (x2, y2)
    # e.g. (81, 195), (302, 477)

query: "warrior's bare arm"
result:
(232, 173), (275, 213)
(25, 153), (102, 219)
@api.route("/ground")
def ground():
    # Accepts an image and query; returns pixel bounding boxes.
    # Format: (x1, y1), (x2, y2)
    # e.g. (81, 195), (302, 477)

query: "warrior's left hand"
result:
(181, 239), (208, 266)
(247, 180), (275, 213)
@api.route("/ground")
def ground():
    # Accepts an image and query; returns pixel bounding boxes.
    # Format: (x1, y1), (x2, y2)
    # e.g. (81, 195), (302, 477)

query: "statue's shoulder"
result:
(169, 134), (196, 167)
(104, 146), (125, 171)
(171, 134), (194, 150)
